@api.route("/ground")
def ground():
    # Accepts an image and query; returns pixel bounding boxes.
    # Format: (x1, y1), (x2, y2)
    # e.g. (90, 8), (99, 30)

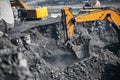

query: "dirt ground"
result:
(0, 1), (120, 80)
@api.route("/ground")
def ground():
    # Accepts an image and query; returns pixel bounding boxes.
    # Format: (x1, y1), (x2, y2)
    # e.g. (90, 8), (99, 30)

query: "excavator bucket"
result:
(66, 41), (87, 59)
(0, 0), (14, 32)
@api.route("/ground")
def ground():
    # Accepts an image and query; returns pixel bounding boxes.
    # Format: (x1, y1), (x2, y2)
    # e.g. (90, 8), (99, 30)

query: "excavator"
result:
(1, 0), (120, 59)
(61, 6), (120, 58)
(1, 0), (62, 33)
(10, 0), (48, 20)
(0, 0), (49, 32)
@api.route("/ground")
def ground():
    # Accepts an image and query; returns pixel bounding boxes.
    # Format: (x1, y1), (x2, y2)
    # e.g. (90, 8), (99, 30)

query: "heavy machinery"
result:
(10, 0), (48, 20)
(61, 6), (120, 58)
(1, 0), (120, 59)
(0, 0), (49, 32)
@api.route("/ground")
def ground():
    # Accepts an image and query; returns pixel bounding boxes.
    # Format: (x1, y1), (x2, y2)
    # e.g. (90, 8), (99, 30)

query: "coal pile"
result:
(1, 1), (120, 79)
(0, 19), (120, 80)
(56, 52), (120, 80)
(1, 17), (120, 80)
(0, 36), (32, 80)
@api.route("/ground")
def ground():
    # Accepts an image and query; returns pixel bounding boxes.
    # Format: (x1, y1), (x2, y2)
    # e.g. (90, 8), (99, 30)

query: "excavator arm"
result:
(11, 0), (29, 10)
(61, 7), (120, 59)
(62, 7), (120, 39)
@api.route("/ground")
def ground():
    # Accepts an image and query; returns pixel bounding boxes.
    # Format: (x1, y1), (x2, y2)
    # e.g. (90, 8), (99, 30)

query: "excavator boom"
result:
(62, 7), (120, 39)
(11, 0), (29, 10)
(75, 9), (120, 26)
(62, 6), (120, 58)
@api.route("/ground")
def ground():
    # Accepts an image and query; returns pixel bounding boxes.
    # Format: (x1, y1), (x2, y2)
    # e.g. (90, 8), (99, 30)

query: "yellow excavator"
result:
(1, 0), (120, 59)
(61, 6), (120, 58)
(0, 0), (48, 32)
(10, 0), (48, 20)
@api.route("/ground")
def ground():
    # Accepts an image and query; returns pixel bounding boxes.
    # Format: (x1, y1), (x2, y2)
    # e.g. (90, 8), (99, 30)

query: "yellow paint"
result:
(75, 9), (120, 26)
(36, 7), (48, 18)
(19, 1), (29, 10)
(64, 7), (74, 39)
(11, 0), (29, 10)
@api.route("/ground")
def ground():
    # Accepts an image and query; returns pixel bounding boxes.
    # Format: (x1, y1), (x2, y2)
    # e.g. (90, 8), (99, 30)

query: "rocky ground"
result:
(0, 1), (120, 80)
(0, 20), (120, 80)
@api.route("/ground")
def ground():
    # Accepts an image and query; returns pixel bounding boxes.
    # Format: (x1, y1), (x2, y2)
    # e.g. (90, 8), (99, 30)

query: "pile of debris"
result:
(0, 36), (32, 80)
(1, 19), (120, 80)
(0, 1), (120, 80)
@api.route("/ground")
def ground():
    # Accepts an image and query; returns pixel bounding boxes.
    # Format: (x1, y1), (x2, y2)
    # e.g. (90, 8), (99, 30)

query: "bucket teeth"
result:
(66, 41), (85, 59)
